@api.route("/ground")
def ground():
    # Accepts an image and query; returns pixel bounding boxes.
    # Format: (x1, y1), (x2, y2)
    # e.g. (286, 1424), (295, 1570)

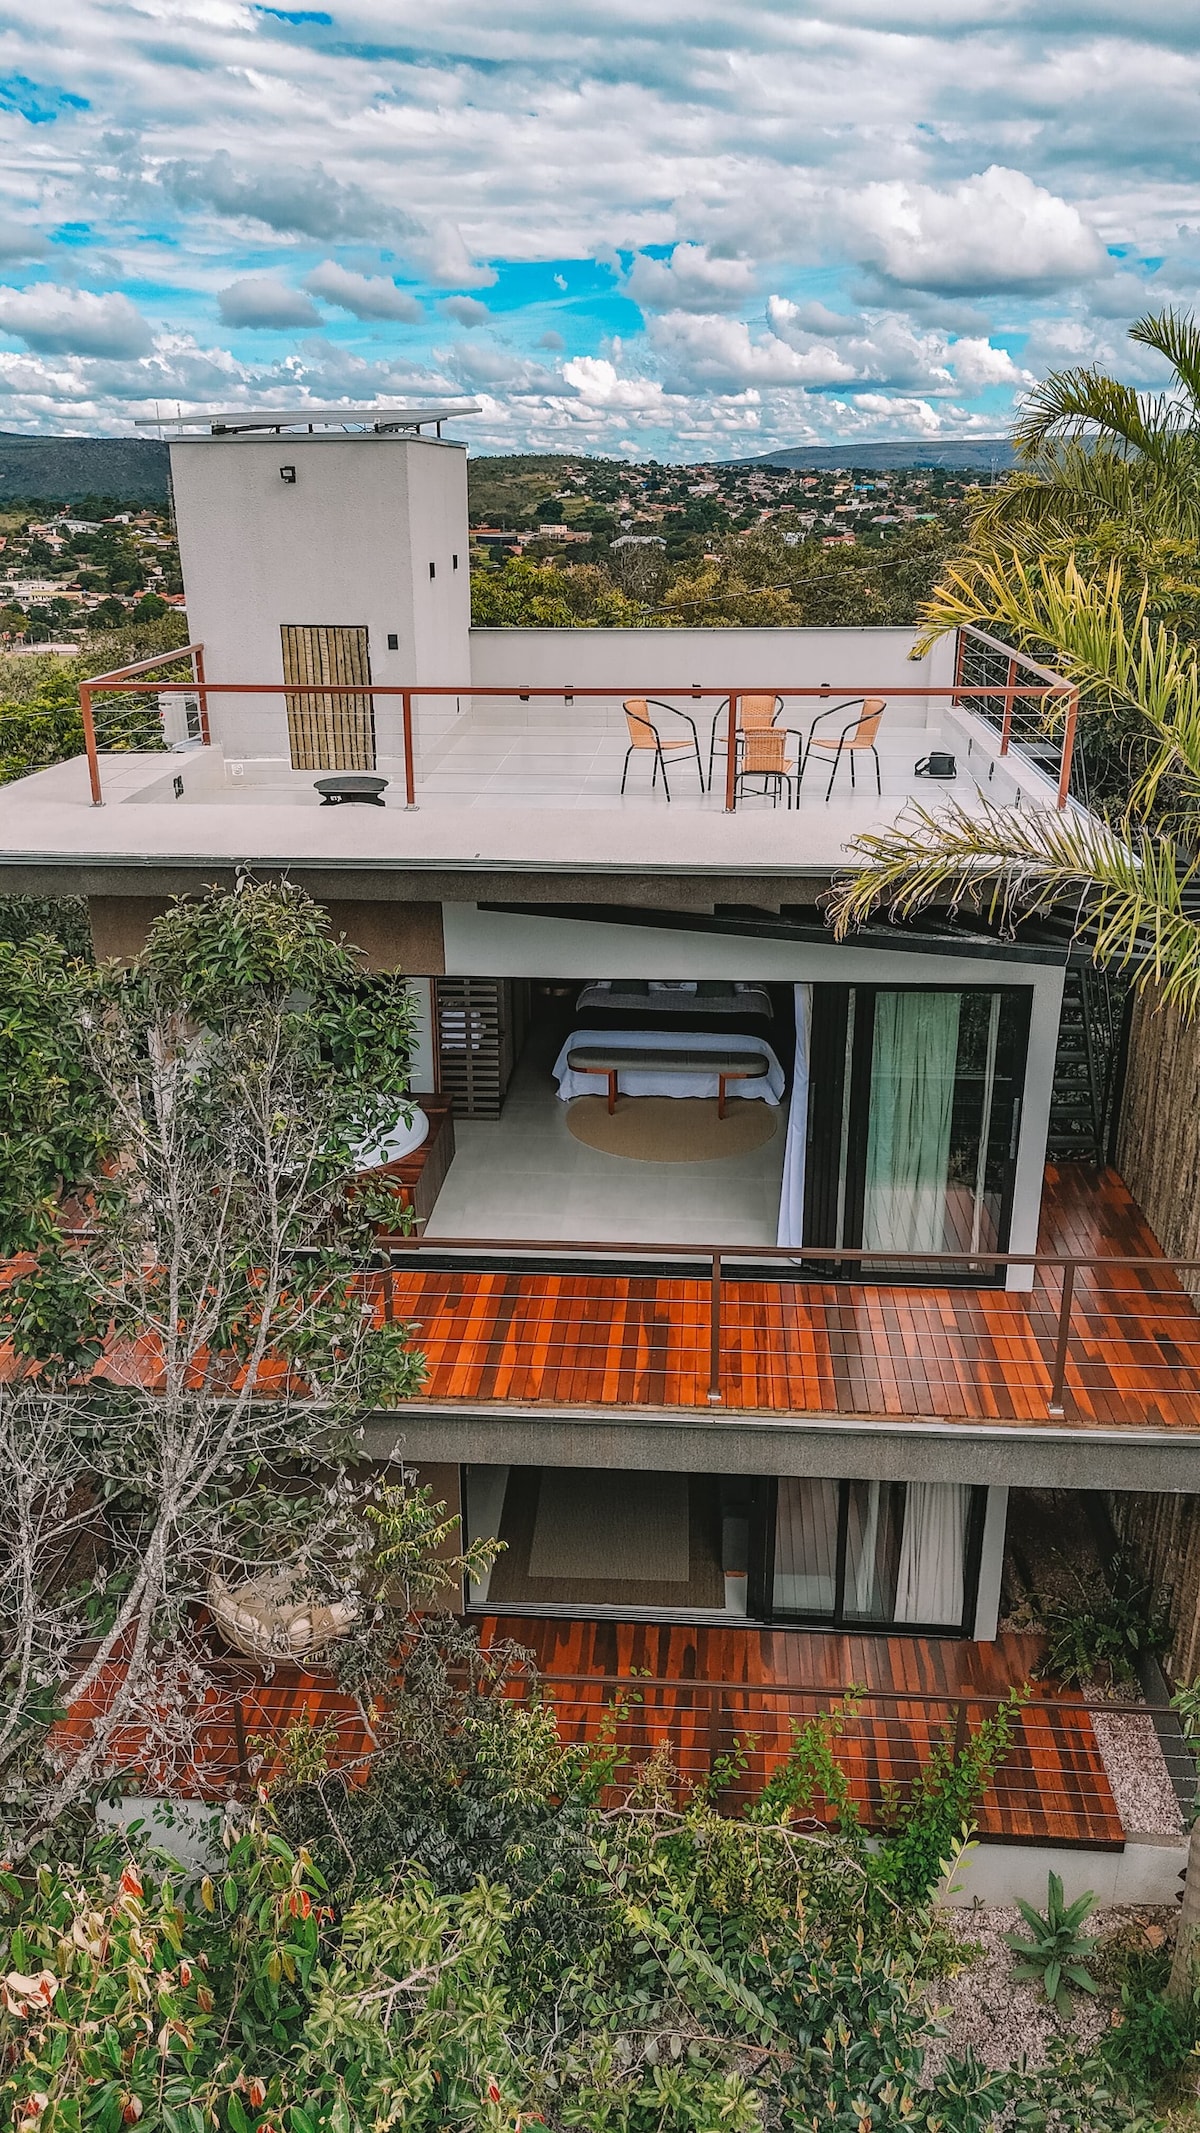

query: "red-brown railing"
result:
(73, 639), (1077, 811)
(117, 1659), (1188, 1845)
(376, 1237), (1200, 1427)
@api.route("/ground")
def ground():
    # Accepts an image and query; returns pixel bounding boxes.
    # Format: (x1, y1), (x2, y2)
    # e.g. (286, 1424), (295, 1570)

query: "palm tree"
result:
(972, 310), (1200, 560)
(827, 557), (1200, 1013)
(829, 313), (1200, 1009)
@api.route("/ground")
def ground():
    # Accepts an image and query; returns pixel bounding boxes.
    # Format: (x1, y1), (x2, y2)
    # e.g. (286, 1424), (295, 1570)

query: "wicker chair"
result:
(799, 695), (886, 800)
(707, 692), (784, 789)
(621, 698), (705, 799)
(734, 725), (796, 808)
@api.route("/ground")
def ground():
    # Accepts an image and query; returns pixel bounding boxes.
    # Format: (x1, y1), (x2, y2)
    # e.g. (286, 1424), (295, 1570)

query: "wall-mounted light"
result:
(387, 632), (399, 651)
(280, 465), (297, 485)
(452, 553), (459, 570)
(429, 560), (436, 579)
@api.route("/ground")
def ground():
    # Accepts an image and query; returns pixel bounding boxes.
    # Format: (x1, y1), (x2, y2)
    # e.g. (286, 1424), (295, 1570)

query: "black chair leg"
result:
(874, 747), (881, 796)
(693, 739), (706, 792)
(658, 744), (671, 800)
(826, 742), (844, 801)
(620, 745), (634, 795)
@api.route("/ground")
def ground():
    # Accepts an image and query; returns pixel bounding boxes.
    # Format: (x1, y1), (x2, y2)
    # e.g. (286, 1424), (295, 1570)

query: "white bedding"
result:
(552, 1025), (786, 1104)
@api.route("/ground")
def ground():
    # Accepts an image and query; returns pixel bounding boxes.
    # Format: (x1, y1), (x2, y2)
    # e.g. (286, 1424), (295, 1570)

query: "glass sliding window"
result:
(833, 986), (1030, 1275)
(842, 1481), (905, 1621)
(772, 1478), (839, 1616)
(765, 1479), (981, 1630)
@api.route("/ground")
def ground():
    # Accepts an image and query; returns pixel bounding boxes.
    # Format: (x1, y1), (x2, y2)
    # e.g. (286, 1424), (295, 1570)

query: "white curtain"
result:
(893, 1481), (971, 1625)
(775, 983), (812, 1248)
(863, 992), (960, 1255)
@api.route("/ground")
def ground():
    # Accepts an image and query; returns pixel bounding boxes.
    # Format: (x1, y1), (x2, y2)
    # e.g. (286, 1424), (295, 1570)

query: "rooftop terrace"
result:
(0, 626), (1083, 882)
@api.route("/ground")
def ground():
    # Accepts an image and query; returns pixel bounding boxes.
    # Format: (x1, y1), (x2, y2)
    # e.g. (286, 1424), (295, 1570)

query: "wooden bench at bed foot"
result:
(565, 1044), (770, 1117)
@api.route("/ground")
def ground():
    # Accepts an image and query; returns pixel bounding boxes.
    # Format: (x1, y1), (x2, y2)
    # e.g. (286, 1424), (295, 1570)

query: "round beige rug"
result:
(566, 1093), (779, 1162)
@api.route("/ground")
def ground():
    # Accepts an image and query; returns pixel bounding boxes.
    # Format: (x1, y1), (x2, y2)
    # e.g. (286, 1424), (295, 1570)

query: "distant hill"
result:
(741, 439), (1018, 473)
(0, 433), (169, 504)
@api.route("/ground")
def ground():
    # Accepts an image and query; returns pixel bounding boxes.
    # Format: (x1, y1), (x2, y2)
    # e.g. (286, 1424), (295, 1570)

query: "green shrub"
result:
(1005, 1871), (1100, 2015)
(1038, 1551), (1170, 1685)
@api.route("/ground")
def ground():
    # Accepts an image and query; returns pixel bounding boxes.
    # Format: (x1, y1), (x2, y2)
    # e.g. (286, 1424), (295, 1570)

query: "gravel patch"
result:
(922, 1904), (1172, 2077)
(1091, 1705), (1185, 1836)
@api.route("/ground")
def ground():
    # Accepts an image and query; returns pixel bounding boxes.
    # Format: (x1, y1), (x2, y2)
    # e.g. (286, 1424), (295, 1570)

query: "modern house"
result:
(6, 404), (1199, 1881)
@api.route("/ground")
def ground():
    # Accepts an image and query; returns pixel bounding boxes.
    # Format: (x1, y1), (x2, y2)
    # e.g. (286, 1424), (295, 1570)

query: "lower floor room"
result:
(462, 1462), (1003, 1635)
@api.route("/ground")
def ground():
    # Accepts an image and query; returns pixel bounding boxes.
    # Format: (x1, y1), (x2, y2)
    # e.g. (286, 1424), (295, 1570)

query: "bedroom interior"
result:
(423, 969), (1031, 1273)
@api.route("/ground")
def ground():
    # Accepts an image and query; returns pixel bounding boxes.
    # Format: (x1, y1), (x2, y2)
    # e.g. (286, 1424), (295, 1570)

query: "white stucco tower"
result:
(148, 403), (479, 768)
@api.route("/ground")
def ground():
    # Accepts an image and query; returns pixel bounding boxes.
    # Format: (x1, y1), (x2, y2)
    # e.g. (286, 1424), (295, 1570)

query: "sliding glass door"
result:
(803, 984), (1030, 1276)
(753, 1478), (984, 1633)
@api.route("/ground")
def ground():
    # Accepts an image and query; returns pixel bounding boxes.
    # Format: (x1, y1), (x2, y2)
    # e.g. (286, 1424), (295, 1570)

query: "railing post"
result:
(952, 630), (965, 711)
(192, 642), (211, 746)
(79, 683), (103, 806)
(1048, 1260), (1077, 1416)
(401, 688), (416, 808)
(1057, 688), (1079, 809)
(1000, 655), (1016, 756)
(708, 1249), (723, 1404)
(724, 691), (738, 813)
(707, 1686), (722, 1782)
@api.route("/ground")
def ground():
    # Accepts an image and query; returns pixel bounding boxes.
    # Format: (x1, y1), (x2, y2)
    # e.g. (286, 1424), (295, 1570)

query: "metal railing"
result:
(73, 635), (1078, 812)
(376, 1236), (1200, 1425)
(149, 1659), (1196, 1840)
(953, 623), (1082, 809)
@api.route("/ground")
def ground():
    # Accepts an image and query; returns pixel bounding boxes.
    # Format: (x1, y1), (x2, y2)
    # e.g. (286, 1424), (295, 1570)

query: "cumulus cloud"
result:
(0, 284), (152, 358)
(538, 328), (565, 350)
(623, 244), (756, 313)
(304, 261), (422, 321)
(439, 295), (491, 327)
(650, 312), (856, 392)
(562, 354), (670, 414)
(408, 223), (497, 290)
(843, 167), (1107, 294)
(160, 150), (414, 246)
(217, 276), (323, 329)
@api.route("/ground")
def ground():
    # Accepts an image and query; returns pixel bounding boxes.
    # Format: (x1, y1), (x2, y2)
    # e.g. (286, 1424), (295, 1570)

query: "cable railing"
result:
(373, 1236), (1200, 1427)
(73, 635), (1078, 813)
(79, 1654), (1192, 1844)
(953, 623), (1084, 809)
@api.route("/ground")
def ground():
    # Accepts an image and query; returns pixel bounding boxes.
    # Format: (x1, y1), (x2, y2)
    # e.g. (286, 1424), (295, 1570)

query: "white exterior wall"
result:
(469, 624), (958, 729)
(170, 433), (471, 763)
(438, 902), (1065, 1280)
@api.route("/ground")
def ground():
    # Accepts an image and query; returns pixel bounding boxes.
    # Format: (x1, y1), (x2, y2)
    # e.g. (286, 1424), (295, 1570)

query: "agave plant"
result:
(1005, 1873), (1100, 2017)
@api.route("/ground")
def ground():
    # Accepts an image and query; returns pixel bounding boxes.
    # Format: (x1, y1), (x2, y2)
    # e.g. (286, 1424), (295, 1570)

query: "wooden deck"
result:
(478, 1614), (1126, 1847)
(52, 1616), (1127, 1849)
(386, 1166), (1200, 1428)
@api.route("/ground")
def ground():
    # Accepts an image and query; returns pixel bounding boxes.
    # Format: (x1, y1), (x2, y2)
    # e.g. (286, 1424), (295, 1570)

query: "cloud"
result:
(0, 221), (46, 263)
(623, 243), (756, 313)
(844, 167), (1107, 294)
(304, 261), (422, 321)
(538, 328), (566, 350)
(0, 284), (152, 357)
(562, 354), (670, 414)
(408, 222), (496, 290)
(439, 295), (491, 327)
(649, 313), (858, 393)
(160, 150), (414, 246)
(217, 276), (323, 329)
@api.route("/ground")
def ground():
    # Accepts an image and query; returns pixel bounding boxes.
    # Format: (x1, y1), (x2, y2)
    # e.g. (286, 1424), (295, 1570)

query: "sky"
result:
(0, 2), (1194, 459)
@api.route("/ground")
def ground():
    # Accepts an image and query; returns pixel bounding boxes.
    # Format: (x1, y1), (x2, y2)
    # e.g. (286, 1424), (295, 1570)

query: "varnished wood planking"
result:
(390, 1167), (1200, 1429)
(478, 1616), (1123, 1847)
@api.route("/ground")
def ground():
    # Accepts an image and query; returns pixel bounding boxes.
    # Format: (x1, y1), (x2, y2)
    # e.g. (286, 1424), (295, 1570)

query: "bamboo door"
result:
(280, 623), (375, 770)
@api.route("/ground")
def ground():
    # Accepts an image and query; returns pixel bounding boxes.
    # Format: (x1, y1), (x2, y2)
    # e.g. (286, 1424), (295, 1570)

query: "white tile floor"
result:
(424, 1024), (789, 1245)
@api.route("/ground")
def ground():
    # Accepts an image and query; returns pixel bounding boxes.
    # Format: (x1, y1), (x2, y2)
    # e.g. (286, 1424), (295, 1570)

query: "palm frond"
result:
(828, 799), (1200, 1016)
(1014, 369), (1167, 460)
(1130, 308), (1200, 414)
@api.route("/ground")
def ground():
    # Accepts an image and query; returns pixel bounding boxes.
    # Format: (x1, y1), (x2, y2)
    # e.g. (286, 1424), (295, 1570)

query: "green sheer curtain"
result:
(863, 992), (961, 1255)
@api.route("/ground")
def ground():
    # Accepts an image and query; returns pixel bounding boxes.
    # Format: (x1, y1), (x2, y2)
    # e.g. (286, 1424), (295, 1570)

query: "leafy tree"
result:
(0, 882), (426, 1861)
